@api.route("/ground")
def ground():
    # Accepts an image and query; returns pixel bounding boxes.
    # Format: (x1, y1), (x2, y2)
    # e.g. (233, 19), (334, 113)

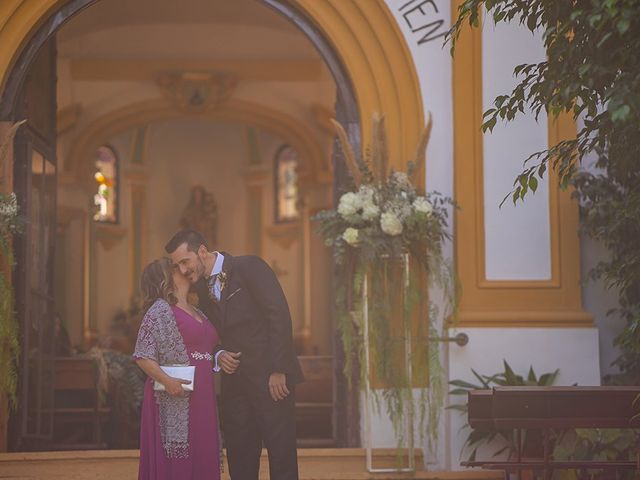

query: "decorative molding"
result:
(130, 184), (147, 301)
(123, 166), (150, 184)
(157, 71), (236, 113)
(65, 98), (327, 187)
(244, 164), (270, 186)
(129, 125), (150, 166)
(266, 223), (301, 250)
(246, 184), (263, 256)
(94, 223), (126, 251)
(454, 310), (595, 328)
(70, 59), (324, 82)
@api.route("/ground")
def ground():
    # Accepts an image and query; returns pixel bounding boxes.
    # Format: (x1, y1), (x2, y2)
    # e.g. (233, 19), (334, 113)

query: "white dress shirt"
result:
(211, 252), (226, 372)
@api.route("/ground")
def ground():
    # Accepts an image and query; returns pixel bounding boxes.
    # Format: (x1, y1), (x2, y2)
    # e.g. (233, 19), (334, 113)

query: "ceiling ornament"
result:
(157, 72), (236, 112)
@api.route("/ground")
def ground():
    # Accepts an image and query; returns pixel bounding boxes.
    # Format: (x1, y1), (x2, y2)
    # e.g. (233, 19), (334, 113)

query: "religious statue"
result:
(179, 185), (218, 248)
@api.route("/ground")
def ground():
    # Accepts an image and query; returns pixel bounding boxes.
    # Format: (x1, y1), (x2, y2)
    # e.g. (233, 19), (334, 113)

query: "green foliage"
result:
(314, 116), (457, 449)
(448, 361), (559, 461)
(553, 428), (640, 480)
(573, 169), (640, 385)
(0, 121), (25, 410)
(0, 191), (21, 410)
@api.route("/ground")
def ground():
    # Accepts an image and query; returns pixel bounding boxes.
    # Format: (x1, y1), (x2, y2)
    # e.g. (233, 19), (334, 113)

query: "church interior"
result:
(22, 0), (341, 450)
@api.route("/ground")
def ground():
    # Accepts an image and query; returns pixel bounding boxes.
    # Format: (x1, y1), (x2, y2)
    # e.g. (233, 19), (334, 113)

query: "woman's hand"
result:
(135, 358), (191, 397)
(163, 376), (191, 397)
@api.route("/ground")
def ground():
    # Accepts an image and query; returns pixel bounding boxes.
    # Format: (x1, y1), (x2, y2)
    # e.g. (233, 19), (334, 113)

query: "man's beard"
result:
(192, 255), (207, 283)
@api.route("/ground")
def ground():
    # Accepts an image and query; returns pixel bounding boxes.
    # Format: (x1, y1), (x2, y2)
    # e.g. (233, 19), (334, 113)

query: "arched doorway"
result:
(0, 0), (424, 451)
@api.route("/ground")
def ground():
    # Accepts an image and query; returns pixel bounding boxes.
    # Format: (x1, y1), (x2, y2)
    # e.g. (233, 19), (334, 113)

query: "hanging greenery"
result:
(0, 120), (25, 410)
(313, 113), (457, 448)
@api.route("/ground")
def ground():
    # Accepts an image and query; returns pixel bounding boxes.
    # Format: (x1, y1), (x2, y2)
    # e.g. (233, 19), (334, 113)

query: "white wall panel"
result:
(448, 327), (601, 468)
(482, 18), (552, 280)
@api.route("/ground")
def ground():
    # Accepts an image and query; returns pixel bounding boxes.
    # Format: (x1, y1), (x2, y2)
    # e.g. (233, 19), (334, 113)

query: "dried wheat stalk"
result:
(329, 118), (361, 187)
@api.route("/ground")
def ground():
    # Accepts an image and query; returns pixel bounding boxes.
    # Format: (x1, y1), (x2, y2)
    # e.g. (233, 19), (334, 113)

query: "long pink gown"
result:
(137, 306), (221, 480)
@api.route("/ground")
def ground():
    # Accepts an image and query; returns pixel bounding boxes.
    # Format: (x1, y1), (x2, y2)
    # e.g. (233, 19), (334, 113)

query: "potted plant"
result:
(449, 360), (559, 475)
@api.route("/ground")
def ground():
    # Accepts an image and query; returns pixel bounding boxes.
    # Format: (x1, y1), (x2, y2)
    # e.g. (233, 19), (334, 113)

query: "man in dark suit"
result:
(165, 229), (303, 480)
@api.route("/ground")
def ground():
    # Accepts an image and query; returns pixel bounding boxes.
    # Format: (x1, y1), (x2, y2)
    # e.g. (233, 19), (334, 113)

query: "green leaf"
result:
(518, 175), (528, 188)
(529, 176), (538, 192)
(449, 388), (472, 396)
(538, 163), (547, 178)
(471, 368), (491, 388)
(539, 369), (560, 386)
(578, 64), (591, 76)
(588, 13), (602, 28)
(597, 31), (613, 47)
(482, 116), (497, 132)
(511, 187), (521, 205)
(617, 18), (630, 35)
(449, 379), (482, 389)
(611, 104), (631, 122)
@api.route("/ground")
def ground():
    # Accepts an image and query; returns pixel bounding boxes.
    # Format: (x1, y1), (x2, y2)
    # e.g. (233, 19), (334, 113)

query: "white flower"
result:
(342, 227), (360, 246)
(362, 201), (380, 221)
(0, 193), (18, 219)
(337, 192), (361, 218)
(413, 197), (433, 216)
(357, 185), (375, 201)
(391, 171), (412, 188)
(380, 212), (403, 236)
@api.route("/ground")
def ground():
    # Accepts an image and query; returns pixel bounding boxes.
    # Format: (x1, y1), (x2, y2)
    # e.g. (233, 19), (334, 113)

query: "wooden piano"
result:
(464, 386), (640, 478)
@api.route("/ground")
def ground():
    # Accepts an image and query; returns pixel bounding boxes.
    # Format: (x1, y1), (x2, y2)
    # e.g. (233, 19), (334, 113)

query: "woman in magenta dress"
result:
(134, 257), (221, 480)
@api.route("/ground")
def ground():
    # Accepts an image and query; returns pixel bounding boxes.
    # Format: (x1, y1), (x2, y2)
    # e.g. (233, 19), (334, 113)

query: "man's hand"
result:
(164, 377), (191, 397)
(268, 372), (289, 401)
(220, 351), (242, 374)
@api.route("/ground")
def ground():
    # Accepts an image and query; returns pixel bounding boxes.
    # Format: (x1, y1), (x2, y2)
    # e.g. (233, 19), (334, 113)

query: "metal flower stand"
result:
(361, 252), (415, 473)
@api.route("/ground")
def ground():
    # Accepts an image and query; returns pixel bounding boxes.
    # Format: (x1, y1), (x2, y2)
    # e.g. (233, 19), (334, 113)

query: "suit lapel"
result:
(219, 253), (234, 324)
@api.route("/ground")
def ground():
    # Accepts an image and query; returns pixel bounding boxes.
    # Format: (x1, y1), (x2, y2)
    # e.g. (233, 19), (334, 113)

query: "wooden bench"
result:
(51, 357), (111, 450)
(464, 386), (640, 478)
(296, 356), (334, 447)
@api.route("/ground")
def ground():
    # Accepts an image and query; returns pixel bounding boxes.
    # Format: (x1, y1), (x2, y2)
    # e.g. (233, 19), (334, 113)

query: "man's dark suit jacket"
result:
(195, 252), (304, 390)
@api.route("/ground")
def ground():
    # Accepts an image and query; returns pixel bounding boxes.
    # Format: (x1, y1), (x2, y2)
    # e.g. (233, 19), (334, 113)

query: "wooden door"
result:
(11, 37), (58, 451)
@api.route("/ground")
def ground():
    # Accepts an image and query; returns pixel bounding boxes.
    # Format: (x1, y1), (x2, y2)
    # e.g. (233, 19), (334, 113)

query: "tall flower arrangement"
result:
(0, 120), (25, 410)
(314, 114), (456, 448)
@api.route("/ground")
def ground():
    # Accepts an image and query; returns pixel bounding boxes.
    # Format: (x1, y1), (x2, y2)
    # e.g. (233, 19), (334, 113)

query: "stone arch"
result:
(65, 98), (328, 189)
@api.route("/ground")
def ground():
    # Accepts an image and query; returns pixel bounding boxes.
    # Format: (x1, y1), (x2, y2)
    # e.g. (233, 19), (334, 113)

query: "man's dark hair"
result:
(165, 229), (208, 254)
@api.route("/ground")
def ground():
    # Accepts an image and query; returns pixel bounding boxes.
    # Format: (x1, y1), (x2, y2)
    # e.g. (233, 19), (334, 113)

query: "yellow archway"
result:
(0, 0), (424, 172)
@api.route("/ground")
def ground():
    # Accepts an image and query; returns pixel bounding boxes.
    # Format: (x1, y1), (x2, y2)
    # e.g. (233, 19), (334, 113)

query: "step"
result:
(0, 449), (504, 479)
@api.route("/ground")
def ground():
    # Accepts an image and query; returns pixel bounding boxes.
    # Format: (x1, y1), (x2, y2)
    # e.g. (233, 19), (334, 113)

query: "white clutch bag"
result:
(153, 365), (195, 392)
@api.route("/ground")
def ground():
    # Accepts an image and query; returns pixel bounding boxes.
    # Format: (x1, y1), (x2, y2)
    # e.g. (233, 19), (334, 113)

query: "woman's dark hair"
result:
(165, 229), (208, 254)
(140, 257), (178, 310)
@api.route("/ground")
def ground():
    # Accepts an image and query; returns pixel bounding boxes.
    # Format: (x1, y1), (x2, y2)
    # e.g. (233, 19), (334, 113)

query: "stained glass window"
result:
(93, 145), (118, 223)
(274, 145), (300, 222)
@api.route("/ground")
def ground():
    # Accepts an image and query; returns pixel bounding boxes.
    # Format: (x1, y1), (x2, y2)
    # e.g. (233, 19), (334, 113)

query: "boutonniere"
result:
(218, 271), (228, 293)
